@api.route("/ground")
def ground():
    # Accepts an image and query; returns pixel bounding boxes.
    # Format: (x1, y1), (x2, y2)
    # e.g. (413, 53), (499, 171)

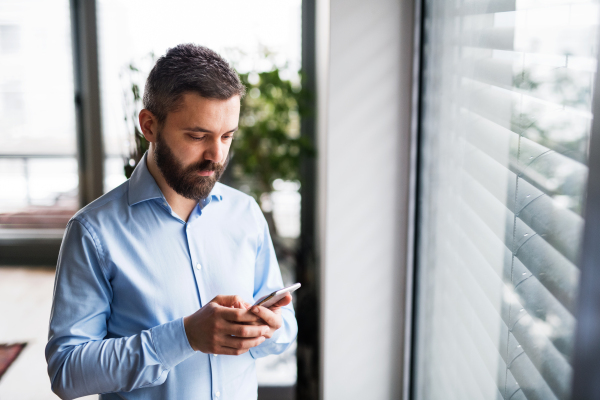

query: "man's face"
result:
(153, 93), (240, 201)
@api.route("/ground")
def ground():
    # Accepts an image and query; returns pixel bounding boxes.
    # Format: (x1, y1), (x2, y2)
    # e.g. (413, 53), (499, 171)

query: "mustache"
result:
(188, 159), (224, 173)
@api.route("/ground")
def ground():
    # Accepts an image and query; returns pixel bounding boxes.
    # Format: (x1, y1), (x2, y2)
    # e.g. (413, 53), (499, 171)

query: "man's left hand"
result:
(249, 293), (292, 338)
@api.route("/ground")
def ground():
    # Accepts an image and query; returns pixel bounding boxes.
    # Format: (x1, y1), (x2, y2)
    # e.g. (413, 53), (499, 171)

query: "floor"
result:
(0, 267), (93, 400)
(0, 267), (295, 399)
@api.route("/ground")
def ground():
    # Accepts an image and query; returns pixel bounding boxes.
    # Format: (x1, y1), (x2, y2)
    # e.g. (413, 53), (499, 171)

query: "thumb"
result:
(211, 295), (248, 309)
(271, 293), (293, 309)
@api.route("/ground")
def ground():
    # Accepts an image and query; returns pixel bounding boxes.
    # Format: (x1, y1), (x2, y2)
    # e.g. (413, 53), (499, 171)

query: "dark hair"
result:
(143, 43), (246, 124)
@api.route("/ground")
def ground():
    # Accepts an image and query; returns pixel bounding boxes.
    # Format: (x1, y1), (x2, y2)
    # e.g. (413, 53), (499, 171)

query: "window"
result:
(96, 0), (302, 388)
(96, 0), (302, 193)
(0, 0), (78, 234)
(413, 1), (598, 399)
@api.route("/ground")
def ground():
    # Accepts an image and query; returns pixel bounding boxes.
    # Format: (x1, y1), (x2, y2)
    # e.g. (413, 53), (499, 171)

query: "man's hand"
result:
(184, 295), (269, 355)
(249, 293), (292, 339)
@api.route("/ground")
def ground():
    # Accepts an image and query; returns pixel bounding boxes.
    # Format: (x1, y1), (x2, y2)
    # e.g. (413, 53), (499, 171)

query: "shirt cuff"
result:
(150, 317), (195, 370)
(250, 325), (286, 359)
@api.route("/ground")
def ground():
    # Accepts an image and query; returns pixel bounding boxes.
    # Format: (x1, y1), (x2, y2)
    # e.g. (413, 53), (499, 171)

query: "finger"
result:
(219, 335), (266, 350)
(214, 347), (248, 356)
(219, 307), (262, 323)
(239, 320), (264, 326)
(270, 293), (292, 309)
(250, 305), (280, 328)
(214, 346), (250, 356)
(211, 295), (247, 309)
(221, 321), (269, 338)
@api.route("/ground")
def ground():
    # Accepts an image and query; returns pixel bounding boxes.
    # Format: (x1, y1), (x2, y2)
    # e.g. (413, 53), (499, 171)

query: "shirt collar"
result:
(128, 153), (224, 206)
(209, 183), (224, 202)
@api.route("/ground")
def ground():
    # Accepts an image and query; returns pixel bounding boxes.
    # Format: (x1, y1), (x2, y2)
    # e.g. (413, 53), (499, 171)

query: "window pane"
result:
(0, 0), (78, 233)
(96, 0), (302, 193)
(96, 0), (302, 387)
(414, 1), (598, 399)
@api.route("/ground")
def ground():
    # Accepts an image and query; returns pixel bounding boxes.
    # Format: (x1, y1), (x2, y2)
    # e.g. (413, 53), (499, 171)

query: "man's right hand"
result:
(183, 295), (269, 355)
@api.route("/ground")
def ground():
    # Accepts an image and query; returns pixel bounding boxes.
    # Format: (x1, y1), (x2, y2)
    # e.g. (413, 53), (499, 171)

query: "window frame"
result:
(570, 22), (600, 400)
(403, 0), (425, 398)
(0, 0), (103, 266)
(70, 0), (104, 209)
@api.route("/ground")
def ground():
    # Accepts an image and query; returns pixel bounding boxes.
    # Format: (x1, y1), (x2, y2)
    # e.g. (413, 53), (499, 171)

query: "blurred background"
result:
(0, 0), (309, 399)
(4, 0), (600, 400)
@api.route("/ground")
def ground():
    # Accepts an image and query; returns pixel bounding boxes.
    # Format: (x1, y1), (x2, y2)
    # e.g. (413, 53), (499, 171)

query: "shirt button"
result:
(215, 392), (220, 397)
(213, 354), (218, 357)
(196, 263), (202, 270)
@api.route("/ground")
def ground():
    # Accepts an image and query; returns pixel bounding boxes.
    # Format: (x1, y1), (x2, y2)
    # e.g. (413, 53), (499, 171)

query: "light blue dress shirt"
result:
(45, 154), (297, 400)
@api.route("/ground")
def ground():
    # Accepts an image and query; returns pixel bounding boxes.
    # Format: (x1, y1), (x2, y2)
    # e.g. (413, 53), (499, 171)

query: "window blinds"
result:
(413, 1), (598, 400)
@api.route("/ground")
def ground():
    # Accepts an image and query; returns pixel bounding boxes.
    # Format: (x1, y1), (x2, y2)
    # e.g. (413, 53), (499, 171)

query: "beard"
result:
(153, 131), (228, 201)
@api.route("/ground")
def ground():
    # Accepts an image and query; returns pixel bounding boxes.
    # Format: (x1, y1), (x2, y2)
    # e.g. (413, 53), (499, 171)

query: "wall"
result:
(317, 0), (415, 398)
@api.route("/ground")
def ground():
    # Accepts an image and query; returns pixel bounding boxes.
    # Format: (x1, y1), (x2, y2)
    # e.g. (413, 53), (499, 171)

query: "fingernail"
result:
(251, 307), (259, 313)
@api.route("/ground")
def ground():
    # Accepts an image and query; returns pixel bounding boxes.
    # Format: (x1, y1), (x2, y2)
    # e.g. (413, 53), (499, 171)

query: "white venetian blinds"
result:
(414, 1), (599, 399)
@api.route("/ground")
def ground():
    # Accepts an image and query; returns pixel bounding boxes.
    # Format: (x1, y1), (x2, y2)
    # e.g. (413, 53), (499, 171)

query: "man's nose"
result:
(203, 137), (224, 164)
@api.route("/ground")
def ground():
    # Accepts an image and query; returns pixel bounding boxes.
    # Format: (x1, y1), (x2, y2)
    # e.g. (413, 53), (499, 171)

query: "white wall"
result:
(317, 0), (415, 398)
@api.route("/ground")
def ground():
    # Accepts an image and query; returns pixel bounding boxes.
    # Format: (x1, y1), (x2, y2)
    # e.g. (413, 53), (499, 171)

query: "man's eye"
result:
(222, 135), (233, 140)
(190, 136), (205, 141)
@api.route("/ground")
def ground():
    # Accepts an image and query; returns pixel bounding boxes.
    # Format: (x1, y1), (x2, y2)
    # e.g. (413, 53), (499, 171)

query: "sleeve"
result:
(248, 203), (298, 359)
(45, 219), (195, 400)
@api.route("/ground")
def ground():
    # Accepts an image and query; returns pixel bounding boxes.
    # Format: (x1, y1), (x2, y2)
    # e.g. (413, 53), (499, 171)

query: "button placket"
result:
(210, 349), (221, 400)
(185, 220), (205, 309)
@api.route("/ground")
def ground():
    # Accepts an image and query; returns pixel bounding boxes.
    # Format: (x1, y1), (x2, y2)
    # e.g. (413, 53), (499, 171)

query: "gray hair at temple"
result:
(143, 43), (246, 124)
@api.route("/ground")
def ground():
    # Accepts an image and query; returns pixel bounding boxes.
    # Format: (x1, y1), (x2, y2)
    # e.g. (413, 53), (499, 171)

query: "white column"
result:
(317, 0), (415, 398)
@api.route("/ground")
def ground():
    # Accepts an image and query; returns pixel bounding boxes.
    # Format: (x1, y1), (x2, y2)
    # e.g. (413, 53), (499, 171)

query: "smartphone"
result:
(253, 283), (301, 308)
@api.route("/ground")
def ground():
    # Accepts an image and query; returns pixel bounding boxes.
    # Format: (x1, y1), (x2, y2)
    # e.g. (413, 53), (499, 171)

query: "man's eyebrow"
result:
(183, 127), (239, 134)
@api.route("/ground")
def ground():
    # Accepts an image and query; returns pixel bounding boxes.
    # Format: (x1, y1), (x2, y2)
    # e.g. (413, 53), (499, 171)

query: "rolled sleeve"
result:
(249, 306), (297, 359)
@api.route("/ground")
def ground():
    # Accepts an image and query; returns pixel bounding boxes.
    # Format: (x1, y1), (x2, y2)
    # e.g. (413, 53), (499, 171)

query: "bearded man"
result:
(45, 44), (297, 400)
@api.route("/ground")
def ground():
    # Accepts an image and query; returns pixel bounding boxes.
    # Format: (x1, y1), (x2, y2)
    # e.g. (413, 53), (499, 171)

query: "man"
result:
(46, 44), (297, 400)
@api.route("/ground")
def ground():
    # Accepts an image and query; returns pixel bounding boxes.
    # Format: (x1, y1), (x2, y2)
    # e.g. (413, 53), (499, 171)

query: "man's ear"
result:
(139, 109), (159, 143)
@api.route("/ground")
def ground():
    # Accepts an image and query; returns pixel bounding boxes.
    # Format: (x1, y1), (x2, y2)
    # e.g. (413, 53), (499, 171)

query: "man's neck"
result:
(146, 150), (198, 222)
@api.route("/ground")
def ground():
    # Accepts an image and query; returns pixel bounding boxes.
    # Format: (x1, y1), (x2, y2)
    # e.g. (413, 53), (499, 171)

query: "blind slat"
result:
(459, 25), (598, 57)
(460, 27), (516, 51)
(415, 1), (595, 398)
(464, 135), (585, 264)
(444, 239), (565, 400)
(455, 200), (576, 359)
(460, 58), (595, 111)
(457, 185), (577, 358)
(462, 150), (581, 314)
(458, 0), (516, 15)
(459, 79), (592, 166)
